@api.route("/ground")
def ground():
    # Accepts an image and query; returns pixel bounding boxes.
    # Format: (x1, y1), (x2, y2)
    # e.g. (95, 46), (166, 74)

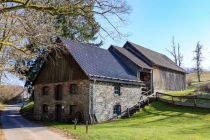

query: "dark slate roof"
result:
(60, 38), (141, 84)
(110, 45), (152, 70)
(125, 41), (186, 73)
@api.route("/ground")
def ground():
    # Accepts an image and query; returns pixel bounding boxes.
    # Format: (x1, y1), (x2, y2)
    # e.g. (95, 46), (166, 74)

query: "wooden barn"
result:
(109, 41), (186, 93)
(32, 38), (186, 123)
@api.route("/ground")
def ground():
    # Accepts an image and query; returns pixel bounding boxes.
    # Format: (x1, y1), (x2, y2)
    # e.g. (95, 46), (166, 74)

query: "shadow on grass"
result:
(41, 102), (210, 130)
(124, 102), (210, 124)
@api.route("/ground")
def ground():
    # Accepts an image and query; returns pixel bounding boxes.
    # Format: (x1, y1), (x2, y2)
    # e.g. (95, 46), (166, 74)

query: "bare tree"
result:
(177, 43), (183, 67)
(193, 42), (203, 82)
(0, 0), (130, 52)
(167, 36), (183, 67)
(0, 0), (130, 82)
(168, 36), (177, 64)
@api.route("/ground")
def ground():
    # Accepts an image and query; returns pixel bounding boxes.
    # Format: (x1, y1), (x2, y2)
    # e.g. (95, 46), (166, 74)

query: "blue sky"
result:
(101, 0), (210, 69)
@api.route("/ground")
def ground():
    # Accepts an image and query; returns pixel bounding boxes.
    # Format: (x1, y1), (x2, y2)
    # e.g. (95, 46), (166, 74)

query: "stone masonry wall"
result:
(91, 81), (142, 122)
(33, 80), (89, 122)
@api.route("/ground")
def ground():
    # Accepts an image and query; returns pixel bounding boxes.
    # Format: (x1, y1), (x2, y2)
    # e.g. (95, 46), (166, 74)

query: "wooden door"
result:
(55, 104), (62, 121)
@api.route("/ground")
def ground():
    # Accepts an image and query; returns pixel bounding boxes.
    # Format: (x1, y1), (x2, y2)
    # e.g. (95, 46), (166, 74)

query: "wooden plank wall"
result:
(34, 52), (88, 85)
(153, 66), (186, 91)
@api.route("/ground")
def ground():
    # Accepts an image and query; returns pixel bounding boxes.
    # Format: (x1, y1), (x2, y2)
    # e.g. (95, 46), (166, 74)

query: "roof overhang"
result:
(88, 74), (144, 85)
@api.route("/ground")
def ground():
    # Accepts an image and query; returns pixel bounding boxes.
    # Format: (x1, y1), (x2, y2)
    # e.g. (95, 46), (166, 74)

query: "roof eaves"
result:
(89, 74), (143, 85)
(154, 64), (186, 73)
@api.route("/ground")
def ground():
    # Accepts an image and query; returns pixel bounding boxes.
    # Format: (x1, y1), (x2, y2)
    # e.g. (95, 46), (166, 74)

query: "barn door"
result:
(55, 104), (62, 121)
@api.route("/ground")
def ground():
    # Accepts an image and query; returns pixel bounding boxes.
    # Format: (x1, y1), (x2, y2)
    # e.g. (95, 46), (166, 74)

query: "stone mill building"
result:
(32, 38), (186, 123)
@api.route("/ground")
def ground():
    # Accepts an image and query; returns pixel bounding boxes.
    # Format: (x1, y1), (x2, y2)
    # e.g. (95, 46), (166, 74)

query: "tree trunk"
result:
(197, 71), (201, 82)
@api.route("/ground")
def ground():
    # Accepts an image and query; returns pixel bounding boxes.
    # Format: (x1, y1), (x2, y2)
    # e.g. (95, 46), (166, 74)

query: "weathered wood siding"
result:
(153, 66), (186, 91)
(34, 52), (88, 84)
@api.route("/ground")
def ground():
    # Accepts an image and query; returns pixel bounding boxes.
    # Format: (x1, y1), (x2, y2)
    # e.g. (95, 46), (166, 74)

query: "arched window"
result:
(113, 104), (121, 115)
(42, 104), (48, 114)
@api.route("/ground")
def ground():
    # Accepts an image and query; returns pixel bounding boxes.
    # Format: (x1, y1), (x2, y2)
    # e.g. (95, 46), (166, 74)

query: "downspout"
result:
(88, 79), (96, 124)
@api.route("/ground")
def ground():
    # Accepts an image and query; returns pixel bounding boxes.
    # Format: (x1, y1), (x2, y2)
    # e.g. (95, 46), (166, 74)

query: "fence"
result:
(157, 92), (210, 109)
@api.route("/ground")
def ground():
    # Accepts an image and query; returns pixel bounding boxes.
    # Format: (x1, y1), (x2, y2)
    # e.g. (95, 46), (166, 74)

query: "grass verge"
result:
(48, 102), (210, 140)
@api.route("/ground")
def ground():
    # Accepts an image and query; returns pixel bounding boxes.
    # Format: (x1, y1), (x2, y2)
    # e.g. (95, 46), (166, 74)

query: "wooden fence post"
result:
(86, 121), (88, 134)
(156, 92), (158, 101)
(172, 96), (174, 104)
(127, 108), (130, 117)
(74, 118), (77, 130)
(193, 97), (196, 107)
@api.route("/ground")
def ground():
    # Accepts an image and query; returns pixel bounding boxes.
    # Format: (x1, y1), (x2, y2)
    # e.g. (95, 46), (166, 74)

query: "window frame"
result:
(42, 86), (49, 96)
(69, 105), (76, 115)
(55, 84), (63, 100)
(113, 104), (121, 115)
(42, 104), (48, 114)
(69, 84), (78, 94)
(114, 84), (121, 96)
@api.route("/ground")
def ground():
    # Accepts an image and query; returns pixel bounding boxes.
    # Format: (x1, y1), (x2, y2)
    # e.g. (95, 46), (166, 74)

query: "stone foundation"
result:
(34, 80), (142, 123)
(33, 80), (89, 122)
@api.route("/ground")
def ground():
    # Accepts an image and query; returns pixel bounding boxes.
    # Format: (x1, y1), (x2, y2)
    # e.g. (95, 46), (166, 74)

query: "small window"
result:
(114, 85), (121, 95)
(69, 84), (77, 94)
(69, 105), (76, 115)
(113, 105), (121, 115)
(42, 104), (48, 113)
(55, 85), (62, 100)
(42, 86), (49, 95)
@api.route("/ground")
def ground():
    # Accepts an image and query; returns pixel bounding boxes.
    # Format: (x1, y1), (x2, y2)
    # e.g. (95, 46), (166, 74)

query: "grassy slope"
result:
(50, 102), (210, 140)
(187, 71), (210, 83)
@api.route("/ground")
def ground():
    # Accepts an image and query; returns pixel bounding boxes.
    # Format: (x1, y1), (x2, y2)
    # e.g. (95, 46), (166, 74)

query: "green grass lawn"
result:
(49, 102), (210, 140)
(164, 80), (210, 104)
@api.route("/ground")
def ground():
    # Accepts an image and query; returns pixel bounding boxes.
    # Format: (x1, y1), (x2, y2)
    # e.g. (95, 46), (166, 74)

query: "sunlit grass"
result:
(49, 102), (210, 140)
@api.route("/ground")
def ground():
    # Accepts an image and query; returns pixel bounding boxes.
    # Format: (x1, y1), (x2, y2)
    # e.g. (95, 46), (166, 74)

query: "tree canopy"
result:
(0, 0), (130, 87)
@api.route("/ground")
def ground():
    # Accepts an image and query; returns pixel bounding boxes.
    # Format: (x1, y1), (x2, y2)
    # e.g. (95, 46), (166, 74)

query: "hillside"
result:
(187, 71), (210, 83)
(0, 85), (24, 103)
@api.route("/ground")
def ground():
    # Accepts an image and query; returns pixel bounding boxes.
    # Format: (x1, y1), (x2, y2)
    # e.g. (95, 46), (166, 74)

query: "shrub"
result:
(196, 82), (210, 93)
(186, 78), (193, 87)
(20, 101), (34, 120)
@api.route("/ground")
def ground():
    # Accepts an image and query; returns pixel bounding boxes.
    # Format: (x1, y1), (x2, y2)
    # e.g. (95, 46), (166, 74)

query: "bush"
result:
(186, 78), (193, 87)
(196, 82), (210, 93)
(20, 101), (34, 120)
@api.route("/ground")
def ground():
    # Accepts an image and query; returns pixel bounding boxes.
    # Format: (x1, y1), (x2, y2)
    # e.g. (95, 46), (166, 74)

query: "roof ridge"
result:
(126, 41), (185, 73)
(127, 41), (165, 56)
(61, 37), (108, 51)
